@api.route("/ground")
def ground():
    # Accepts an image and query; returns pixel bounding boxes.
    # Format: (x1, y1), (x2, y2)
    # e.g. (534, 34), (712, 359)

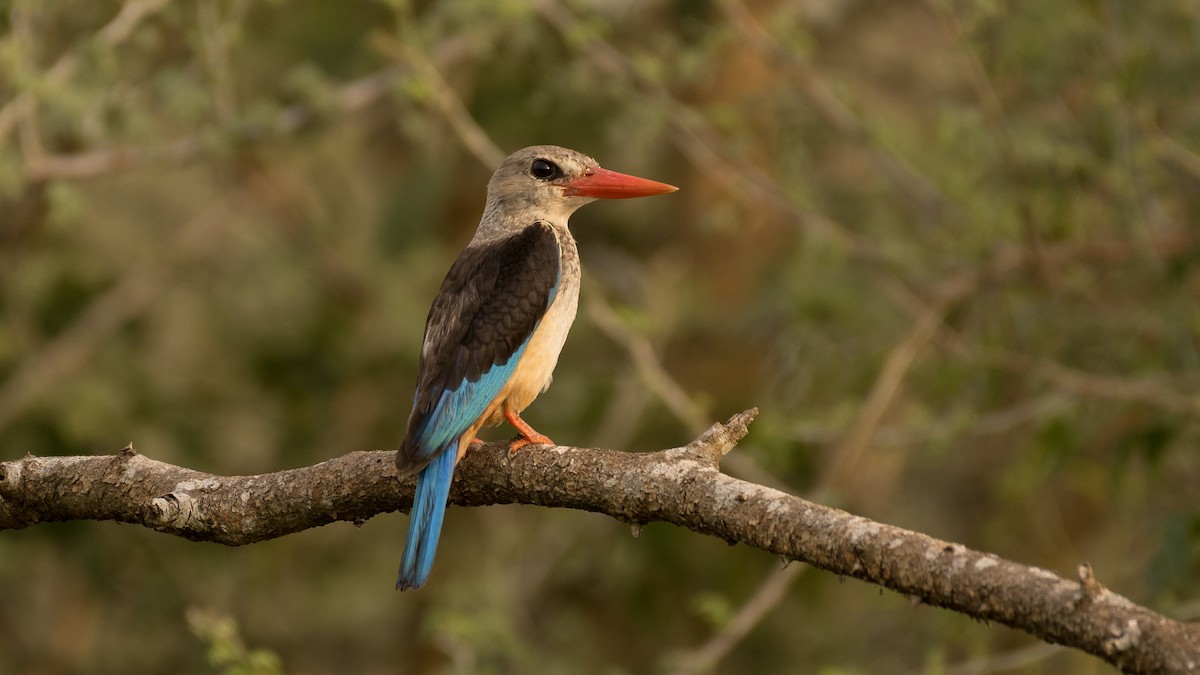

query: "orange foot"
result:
(504, 408), (554, 452)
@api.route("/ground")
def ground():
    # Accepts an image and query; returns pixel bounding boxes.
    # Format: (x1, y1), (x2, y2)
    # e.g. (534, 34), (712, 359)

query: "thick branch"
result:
(0, 410), (1195, 673)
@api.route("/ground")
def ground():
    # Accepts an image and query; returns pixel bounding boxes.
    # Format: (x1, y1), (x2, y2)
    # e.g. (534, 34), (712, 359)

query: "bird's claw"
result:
(503, 408), (553, 452)
(508, 433), (553, 453)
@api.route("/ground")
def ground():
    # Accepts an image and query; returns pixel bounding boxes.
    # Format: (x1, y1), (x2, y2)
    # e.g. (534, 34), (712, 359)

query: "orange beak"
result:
(563, 166), (678, 199)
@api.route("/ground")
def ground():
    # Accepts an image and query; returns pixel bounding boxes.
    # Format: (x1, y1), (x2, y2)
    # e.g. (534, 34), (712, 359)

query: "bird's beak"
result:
(563, 166), (678, 199)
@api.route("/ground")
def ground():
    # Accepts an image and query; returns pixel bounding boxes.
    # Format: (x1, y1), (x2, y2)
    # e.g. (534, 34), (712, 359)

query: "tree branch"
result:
(0, 410), (1195, 673)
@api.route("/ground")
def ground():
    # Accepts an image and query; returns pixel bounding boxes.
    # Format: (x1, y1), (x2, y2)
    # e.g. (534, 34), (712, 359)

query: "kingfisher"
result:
(394, 145), (677, 590)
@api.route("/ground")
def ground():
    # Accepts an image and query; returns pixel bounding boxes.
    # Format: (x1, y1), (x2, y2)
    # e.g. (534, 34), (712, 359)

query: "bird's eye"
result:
(530, 159), (558, 180)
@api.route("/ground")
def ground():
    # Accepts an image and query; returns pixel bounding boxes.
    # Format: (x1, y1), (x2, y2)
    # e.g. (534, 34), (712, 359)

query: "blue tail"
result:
(396, 446), (457, 590)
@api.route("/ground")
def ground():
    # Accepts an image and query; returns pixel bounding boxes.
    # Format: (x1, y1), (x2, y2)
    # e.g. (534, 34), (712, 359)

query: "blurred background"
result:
(2, 0), (1199, 673)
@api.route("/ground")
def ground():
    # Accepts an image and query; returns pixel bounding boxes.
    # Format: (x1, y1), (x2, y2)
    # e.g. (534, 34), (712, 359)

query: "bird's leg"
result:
(504, 408), (554, 452)
(456, 435), (488, 463)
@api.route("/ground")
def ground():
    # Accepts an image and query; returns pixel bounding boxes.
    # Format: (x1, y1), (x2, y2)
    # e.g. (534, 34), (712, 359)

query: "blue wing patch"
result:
(408, 340), (532, 458)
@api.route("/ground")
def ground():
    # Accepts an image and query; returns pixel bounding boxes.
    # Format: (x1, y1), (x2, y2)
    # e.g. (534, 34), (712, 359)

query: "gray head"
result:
(475, 145), (677, 239)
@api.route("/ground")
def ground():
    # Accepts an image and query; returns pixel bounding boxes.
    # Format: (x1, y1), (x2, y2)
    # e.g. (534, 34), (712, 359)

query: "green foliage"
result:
(2, 0), (1199, 673)
(188, 609), (286, 675)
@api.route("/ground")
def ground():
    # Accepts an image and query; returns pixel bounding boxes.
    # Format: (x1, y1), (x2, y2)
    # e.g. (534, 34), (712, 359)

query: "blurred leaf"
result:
(689, 590), (734, 627)
(187, 608), (285, 675)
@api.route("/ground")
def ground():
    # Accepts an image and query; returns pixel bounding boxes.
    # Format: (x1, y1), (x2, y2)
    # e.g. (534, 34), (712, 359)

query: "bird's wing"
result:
(397, 222), (561, 472)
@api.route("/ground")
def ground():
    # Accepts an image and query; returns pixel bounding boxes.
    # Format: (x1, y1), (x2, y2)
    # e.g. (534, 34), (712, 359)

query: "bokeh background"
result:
(2, 0), (1199, 673)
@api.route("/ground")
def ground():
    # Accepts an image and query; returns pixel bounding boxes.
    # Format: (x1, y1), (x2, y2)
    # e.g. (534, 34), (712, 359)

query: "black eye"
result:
(530, 159), (558, 180)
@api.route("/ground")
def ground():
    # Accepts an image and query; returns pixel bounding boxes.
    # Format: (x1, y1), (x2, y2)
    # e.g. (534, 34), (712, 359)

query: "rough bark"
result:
(0, 409), (1195, 673)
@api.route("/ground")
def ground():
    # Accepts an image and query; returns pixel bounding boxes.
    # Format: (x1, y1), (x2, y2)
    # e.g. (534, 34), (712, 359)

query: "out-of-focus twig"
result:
(393, 42), (505, 169)
(717, 0), (949, 219)
(1, 0), (172, 147)
(924, 0), (1010, 135)
(668, 563), (807, 675)
(196, 0), (246, 127)
(0, 201), (231, 433)
(957, 237), (1197, 415)
(1151, 127), (1200, 183)
(948, 341), (1200, 416)
(585, 291), (710, 436)
(938, 642), (1063, 675)
(875, 227), (1200, 417)
(583, 290), (794, 489)
(588, 371), (652, 450)
(24, 66), (405, 181)
(819, 297), (948, 497)
(373, 7), (506, 169)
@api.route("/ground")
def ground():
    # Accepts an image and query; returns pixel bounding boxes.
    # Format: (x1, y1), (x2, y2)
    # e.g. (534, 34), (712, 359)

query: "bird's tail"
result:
(396, 446), (457, 590)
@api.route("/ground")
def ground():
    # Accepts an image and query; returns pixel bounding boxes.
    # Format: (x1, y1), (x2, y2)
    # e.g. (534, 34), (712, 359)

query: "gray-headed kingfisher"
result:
(394, 145), (677, 589)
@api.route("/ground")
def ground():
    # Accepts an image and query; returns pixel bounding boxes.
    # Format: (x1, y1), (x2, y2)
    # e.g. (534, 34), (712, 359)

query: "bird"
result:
(394, 145), (678, 590)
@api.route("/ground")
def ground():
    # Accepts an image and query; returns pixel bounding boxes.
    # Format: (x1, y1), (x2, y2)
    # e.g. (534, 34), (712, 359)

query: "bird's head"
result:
(479, 145), (677, 234)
